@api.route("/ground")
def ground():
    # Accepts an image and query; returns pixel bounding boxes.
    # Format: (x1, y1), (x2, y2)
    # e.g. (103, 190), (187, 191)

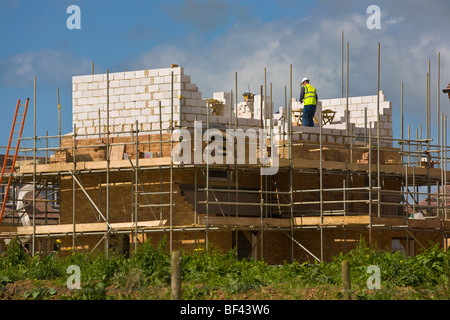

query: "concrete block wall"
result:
(319, 90), (392, 136)
(278, 91), (393, 147)
(72, 66), (207, 137)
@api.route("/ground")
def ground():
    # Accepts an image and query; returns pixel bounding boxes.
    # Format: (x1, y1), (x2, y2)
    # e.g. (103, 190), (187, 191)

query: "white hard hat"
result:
(302, 77), (309, 83)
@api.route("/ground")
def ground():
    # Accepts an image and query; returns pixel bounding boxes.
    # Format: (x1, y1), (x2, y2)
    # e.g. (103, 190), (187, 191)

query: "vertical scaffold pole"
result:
(106, 69), (110, 256)
(377, 43), (381, 218)
(32, 77), (37, 256)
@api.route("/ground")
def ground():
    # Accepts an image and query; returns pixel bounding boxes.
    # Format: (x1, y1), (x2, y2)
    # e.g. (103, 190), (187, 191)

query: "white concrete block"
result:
(73, 76), (83, 84)
(78, 98), (88, 105)
(136, 86), (145, 93)
(110, 110), (120, 118)
(158, 68), (170, 76)
(129, 94), (139, 101)
(88, 97), (99, 105)
(88, 111), (99, 119)
(115, 117), (125, 125)
(367, 102), (377, 110)
(82, 75), (93, 83)
(350, 96), (362, 104)
(109, 80), (120, 88)
(141, 77), (152, 85)
(139, 93), (151, 100)
(130, 109), (141, 116)
(124, 86), (135, 94)
(147, 100), (158, 108)
(124, 71), (136, 79)
(155, 92), (171, 100)
(113, 87), (125, 95)
(329, 98), (341, 106)
(136, 115), (147, 123)
(83, 90), (93, 98)
(130, 78), (141, 86)
(158, 84), (171, 91)
(112, 102), (124, 110)
(148, 115), (159, 123)
(171, 67), (183, 75)
(146, 85), (156, 92)
(119, 110), (130, 117)
(142, 108), (152, 115)
(82, 105), (93, 112)
(125, 117), (136, 125)
(93, 74), (105, 82)
(119, 79), (130, 87)
(362, 95), (373, 103)
(161, 122), (170, 129)
(153, 77), (164, 84)
(135, 70), (146, 78)
(93, 89), (104, 97)
(119, 95), (131, 102)
(125, 101), (136, 109)
(320, 99), (330, 107)
(78, 83), (88, 91)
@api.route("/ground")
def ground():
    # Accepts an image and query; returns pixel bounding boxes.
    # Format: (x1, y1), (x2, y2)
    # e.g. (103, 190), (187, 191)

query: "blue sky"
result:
(0, 0), (449, 149)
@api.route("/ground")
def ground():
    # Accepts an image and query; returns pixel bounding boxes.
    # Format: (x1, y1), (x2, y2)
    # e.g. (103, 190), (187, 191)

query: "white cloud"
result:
(0, 49), (91, 87)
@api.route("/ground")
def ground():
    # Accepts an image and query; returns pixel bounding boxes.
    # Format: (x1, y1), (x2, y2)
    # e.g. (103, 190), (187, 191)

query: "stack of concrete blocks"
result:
(236, 94), (273, 121)
(212, 92), (232, 118)
(237, 99), (254, 119)
(72, 66), (207, 138)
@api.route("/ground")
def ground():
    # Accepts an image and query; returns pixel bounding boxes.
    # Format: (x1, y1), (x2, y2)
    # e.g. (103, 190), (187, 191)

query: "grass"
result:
(1, 236), (450, 300)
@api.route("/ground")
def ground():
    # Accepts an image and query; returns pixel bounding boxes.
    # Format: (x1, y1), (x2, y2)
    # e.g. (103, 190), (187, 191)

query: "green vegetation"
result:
(0, 237), (449, 300)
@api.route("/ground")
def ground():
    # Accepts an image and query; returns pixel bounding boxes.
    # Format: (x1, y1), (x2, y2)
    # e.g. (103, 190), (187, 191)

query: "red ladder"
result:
(0, 98), (29, 225)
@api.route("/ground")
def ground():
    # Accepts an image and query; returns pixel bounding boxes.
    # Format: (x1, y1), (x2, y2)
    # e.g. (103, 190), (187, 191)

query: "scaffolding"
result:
(0, 39), (449, 263)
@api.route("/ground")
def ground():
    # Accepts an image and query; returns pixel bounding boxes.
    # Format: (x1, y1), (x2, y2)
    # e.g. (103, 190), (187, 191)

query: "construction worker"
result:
(300, 77), (318, 127)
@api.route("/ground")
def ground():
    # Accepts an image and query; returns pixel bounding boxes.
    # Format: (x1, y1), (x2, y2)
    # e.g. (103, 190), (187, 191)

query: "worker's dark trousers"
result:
(302, 105), (316, 127)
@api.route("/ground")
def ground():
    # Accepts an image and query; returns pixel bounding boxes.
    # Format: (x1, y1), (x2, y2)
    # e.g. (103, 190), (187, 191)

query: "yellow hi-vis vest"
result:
(303, 83), (317, 105)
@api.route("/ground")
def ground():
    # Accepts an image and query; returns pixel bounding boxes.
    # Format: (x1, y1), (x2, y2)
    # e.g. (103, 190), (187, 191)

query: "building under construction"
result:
(1, 57), (449, 264)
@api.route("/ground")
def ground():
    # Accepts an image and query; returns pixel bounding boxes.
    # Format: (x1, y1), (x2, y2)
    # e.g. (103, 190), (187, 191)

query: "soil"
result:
(0, 280), (443, 300)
